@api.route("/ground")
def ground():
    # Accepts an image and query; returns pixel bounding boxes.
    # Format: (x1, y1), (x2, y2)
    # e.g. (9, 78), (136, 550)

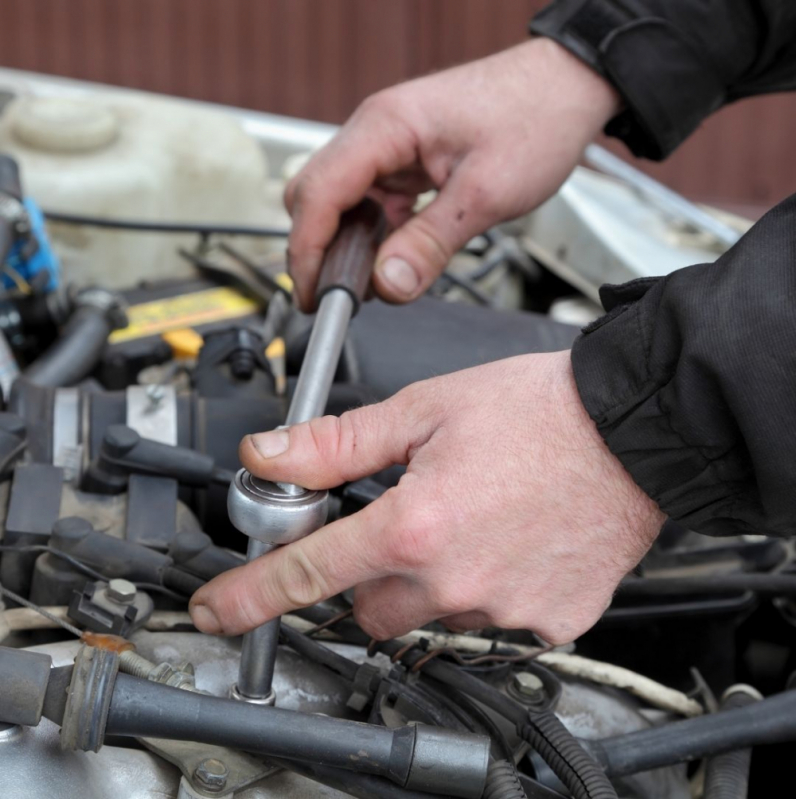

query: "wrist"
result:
(517, 37), (622, 137)
(556, 350), (666, 544)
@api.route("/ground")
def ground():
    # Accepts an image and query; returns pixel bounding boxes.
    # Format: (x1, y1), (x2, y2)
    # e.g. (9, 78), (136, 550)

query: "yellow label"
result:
(110, 287), (258, 344)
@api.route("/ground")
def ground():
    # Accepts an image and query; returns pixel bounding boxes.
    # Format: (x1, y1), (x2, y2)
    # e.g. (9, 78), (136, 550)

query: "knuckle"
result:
(427, 583), (472, 616)
(490, 605), (534, 632)
(271, 548), (330, 609)
(305, 415), (344, 460)
(354, 604), (392, 641)
(333, 411), (366, 477)
(384, 508), (439, 570)
(358, 88), (399, 119)
(408, 213), (453, 268)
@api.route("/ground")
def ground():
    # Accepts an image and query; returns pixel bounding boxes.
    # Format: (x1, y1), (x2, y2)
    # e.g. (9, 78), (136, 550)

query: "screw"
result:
(106, 578), (137, 605)
(512, 672), (545, 703)
(193, 758), (229, 793)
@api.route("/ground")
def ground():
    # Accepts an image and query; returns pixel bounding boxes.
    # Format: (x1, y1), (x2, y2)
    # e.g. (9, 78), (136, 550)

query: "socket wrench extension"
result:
(228, 198), (387, 703)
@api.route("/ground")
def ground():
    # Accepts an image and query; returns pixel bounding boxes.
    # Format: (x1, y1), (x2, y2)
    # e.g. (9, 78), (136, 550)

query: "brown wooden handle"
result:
(315, 198), (388, 314)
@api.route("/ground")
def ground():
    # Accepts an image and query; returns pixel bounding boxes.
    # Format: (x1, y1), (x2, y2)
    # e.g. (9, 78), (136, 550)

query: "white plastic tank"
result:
(0, 93), (289, 289)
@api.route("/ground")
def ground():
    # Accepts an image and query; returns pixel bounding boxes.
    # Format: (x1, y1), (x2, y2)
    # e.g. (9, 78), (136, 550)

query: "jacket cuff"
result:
(530, 0), (726, 160)
(570, 279), (750, 535)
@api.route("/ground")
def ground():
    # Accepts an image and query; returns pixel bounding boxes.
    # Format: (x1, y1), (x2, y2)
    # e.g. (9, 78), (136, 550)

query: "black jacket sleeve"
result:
(531, 0), (796, 159)
(571, 195), (796, 538)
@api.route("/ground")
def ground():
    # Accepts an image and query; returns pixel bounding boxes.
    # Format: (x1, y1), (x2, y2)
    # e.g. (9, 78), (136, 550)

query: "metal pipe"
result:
(584, 144), (741, 250)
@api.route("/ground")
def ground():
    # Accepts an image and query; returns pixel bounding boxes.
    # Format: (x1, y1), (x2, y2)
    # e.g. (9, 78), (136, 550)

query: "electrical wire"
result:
(0, 544), (186, 601)
(437, 271), (493, 305)
(0, 583), (82, 637)
(43, 210), (290, 239)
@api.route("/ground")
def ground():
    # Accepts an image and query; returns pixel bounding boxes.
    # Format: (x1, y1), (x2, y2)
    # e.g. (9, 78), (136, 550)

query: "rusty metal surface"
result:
(0, 0), (792, 210)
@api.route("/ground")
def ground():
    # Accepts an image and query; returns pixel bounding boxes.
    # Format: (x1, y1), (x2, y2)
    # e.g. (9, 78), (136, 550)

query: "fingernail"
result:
(378, 257), (420, 297)
(250, 430), (290, 459)
(190, 603), (221, 634)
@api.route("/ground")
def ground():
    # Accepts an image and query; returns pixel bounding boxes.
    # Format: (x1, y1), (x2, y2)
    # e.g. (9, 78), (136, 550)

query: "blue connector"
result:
(2, 197), (60, 293)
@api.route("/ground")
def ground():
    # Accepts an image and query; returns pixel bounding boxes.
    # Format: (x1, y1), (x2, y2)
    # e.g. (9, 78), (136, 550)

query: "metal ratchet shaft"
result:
(234, 289), (355, 702)
(228, 199), (386, 703)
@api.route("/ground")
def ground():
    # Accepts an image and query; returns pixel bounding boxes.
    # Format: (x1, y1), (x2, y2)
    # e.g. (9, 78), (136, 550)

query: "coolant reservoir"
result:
(0, 94), (286, 288)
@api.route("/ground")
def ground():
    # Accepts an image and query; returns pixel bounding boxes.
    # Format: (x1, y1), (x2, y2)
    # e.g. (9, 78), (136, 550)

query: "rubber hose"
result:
(483, 759), (527, 799)
(25, 306), (112, 387)
(267, 756), (438, 799)
(619, 573), (796, 598)
(520, 711), (617, 799)
(279, 622), (359, 681)
(704, 689), (759, 799)
(161, 567), (205, 597)
(591, 686), (796, 777)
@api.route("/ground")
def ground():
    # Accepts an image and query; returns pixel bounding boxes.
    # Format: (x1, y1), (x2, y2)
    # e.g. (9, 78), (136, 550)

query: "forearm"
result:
(532, 0), (796, 159)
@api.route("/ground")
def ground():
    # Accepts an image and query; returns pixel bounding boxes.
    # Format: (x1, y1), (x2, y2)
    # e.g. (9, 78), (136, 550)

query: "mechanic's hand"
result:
(190, 352), (664, 645)
(285, 38), (620, 311)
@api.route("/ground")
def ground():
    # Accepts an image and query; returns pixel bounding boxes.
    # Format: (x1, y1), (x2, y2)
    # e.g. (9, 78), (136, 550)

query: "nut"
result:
(193, 758), (229, 793)
(106, 578), (136, 605)
(512, 671), (545, 702)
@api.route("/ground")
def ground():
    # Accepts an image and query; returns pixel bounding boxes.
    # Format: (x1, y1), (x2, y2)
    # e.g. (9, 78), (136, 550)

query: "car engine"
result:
(0, 71), (790, 799)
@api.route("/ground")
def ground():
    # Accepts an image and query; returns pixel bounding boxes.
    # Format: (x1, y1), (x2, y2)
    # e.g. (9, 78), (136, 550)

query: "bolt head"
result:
(512, 671), (545, 699)
(145, 384), (167, 404)
(106, 578), (137, 604)
(194, 758), (229, 792)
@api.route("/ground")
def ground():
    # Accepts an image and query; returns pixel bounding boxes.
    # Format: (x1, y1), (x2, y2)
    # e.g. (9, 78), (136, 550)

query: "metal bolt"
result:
(106, 578), (137, 605)
(118, 649), (156, 679)
(145, 383), (166, 407)
(512, 672), (545, 703)
(193, 758), (229, 793)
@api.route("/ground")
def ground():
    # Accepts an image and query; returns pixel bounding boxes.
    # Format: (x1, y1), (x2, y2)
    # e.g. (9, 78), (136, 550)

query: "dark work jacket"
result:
(531, 1), (796, 537)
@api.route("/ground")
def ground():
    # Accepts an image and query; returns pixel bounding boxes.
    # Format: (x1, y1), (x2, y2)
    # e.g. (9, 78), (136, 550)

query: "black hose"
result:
(591, 685), (796, 777)
(381, 644), (616, 799)
(279, 622), (359, 682)
(161, 567), (206, 597)
(520, 711), (617, 799)
(484, 760), (527, 799)
(24, 305), (114, 387)
(619, 572), (796, 597)
(267, 757), (440, 799)
(106, 674), (489, 798)
(704, 689), (759, 799)
(290, 608), (614, 797)
(43, 210), (289, 239)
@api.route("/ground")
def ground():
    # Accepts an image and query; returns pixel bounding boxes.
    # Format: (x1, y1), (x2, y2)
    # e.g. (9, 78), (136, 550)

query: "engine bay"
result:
(0, 71), (790, 799)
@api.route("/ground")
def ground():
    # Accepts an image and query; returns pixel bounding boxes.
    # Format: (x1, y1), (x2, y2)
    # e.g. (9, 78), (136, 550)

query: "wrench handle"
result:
(314, 198), (388, 315)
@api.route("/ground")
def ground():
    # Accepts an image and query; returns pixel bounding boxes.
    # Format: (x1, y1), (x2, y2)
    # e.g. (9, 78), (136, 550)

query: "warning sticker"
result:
(109, 287), (258, 344)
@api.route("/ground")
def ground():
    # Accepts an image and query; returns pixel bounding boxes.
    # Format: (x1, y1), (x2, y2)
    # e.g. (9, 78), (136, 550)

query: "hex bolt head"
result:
(106, 578), (137, 605)
(193, 758), (229, 793)
(512, 671), (545, 703)
(146, 384), (167, 405)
